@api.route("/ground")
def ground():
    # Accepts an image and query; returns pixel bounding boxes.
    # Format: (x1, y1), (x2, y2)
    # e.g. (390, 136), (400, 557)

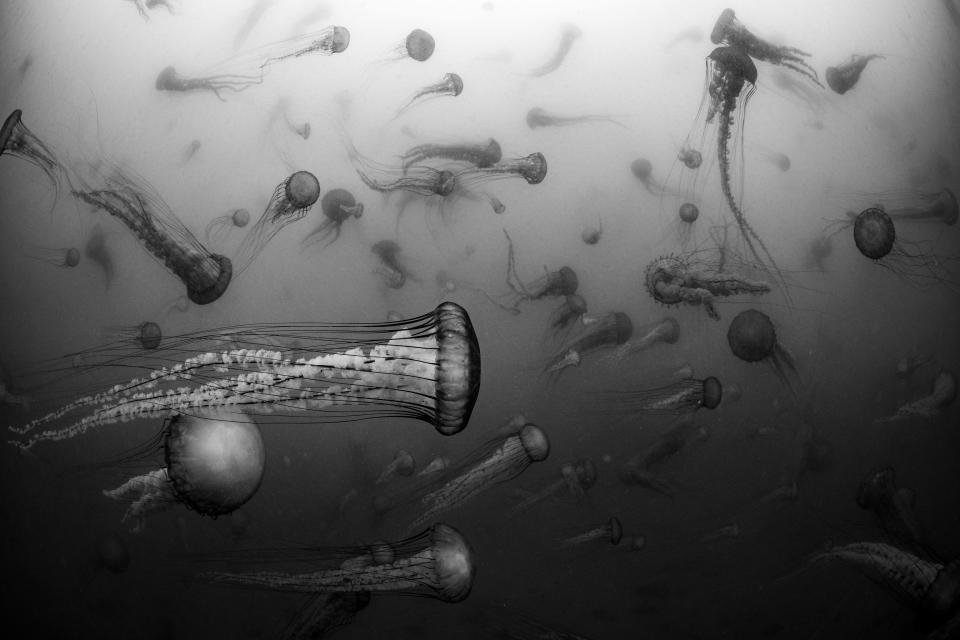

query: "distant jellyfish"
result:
(895, 352), (931, 382)
(200, 523), (476, 603)
(182, 139), (202, 164)
(232, 171), (320, 274)
(826, 54), (882, 95)
(487, 230), (577, 313)
(525, 106), (624, 129)
(879, 370), (957, 424)
(883, 188), (958, 226)
(454, 152), (548, 192)
(727, 309), (800, 389)
(372, 240), (413, 289)
(619, 467), (677, 500)
(1, 109), (63, 202)
(544, 311), (632, 376)
(678, 145), (702, 169)
(674, 202), (701, 247)
(489, 195), (506, 214)
(644, 254), (770, 321)
(770, 67), (828, 115)
(581, 216), (602, 245)
(547, 294), (589, 341)
(129, 0), (174, 21)
(763, 150), (791, 172)
(267, 97), (311, 140)
(404, 29), (436, 61)
(805, 234), (833, 271)
(99, 321), (163, 352)
(375, 450), (416, 485)
(595, 374), (723, 416)
(301, 188), (363, 249)
(622, 414), (709, 472)
(28, 246), (80, 269)
(281, 592), (371, 639)
(508, 458), (597, 515)
(204, 208), (251, 244)
(400, 138), (502, 172)
(394, 73), (464, 120)
(606, 316), (679, 362)
(417, 455), (451, 477)
(232, 0), (273, 48)
(95, 532), (130, 574)
(701, 522), (740, 543)
(528, 23), (582, 77)
(630, 158), (671, 196)
(228, 509), (250, 541)
(558, 516), (622, 548)
(85, 224), (115, 288)
(857, 467), (927, 552)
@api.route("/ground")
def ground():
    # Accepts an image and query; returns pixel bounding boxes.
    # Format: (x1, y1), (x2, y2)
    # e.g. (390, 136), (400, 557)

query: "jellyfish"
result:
(630, 158), (670, 196)
(558, 516), (622, 548)
(618, 467), (678, 499)
(70, 163), (232, 305)
(155, 26), (350, 100)
(95, 532), (130, 574)
(879, 370), (957, 423)
(301, 189), (363, 249)
(182, 139), (202, 164)
(769, 67), (829, 115)
(9, 301), (482, 450)
(376, 422), (549, 532)
(710, 8), (821, 85)
(508, 459), (597, 516)
(345, 136), (457, 198)
(398, 29), (436, 62)
(99, 321), (163, 352)
(857, 467), (927, 552)
(623, 414), (708, 472)
(417, 456), (451, 478)
(581, 217), (602, 245)
(199, 523), (475, 603)
(826, 54), (882, 95)
(454, 152), (548, 189)
(204, 208), (251, 244)
(606, 317), (680, 363)
(896, 352), (931, 382)
(267, 97), (311, 140)
(525, 107), (624, 130)
(488, 230), (577, 313)
(528, 23), (582, 77)
(677, 145), (702, 170)
(281, 592), (370, 640)
(547, 294), (589, 341)
(701, 522), (740, 543)
(232, 171), (320, 275)
(28, 246), (80, 269)
(376, 450), (416, 485)
(644, 254), (770, 321)
(1, 109), (63, 201)
(762, 150), (791, 172)
(372, 240), (414, 290)
(595, 375), (723, 417)
(882, 188), (958, 226)
(673, 202), (701, 247)
(727, 309), (799, 390)
(400, 138), (502, 172)
(394, 73), (464, 120)
(805, 234), (833, 271)
(543, 311), (633, 376)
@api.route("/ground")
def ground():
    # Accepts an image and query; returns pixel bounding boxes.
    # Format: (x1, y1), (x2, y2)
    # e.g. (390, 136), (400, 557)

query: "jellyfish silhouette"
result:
(28, 246), (80, 269)
(826, 54), (882, 95)
(394, 73), (463, 120)
(204, 208), (251, 244)
(805, 234), (833, 271)
(882, 188), (958, 226)
(375, 450), (416, 485)
(544, 311), (633, 376)
(547, 294), (589, 341)
(98, 321), (163, 352)
(619, 467), (678, 500)
(727, 309), (799, 389)
(508, 458), (597, 516)
(1, 109), (63, 203)
(710, 8), (821, 85)
(581, 215), (602, 245)
(232, 171), (320, 274)
(558, 516), (622, 548)
(199, 523), (475, 603)
(630, 158), (673, 196)
(678, 145), (703, 169)
(400, 138), (502, 172)
(81, 224), (114, 288)
(155, 26), (350, 100)
(345, 135), (457, 198)
(857, 467), (927, 553)
(182, 139), (202, 164)
(70, 163), (232, 305)
(623, 415), (709, 472)
(606, 316), (680, 363)
(372, 240), (414, 290)
(301, 188), (363, 249)
(879, 370), (957, 423)
(525, 106), (624, 130)
(417, 455), (451, 477)
(10, 302), (481, 450)
(267, 97), (311, 140)
(281, 592), (370, 640)
(375, 422), (549, 532)
(487, 230), (577, 313)
(528, 23), (582, 77)
(232, 0), (274, 48)
(594, 375), (722, 416)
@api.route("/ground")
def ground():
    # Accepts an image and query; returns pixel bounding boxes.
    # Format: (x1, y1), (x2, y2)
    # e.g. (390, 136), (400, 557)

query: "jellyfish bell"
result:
(302, 188), (363, 249)
(727, 309), (799, 389)
(710, 8), (820, 85)
(678, 145), (702, 169)
(678, 202), (700, 224)
(825, 54), (882, 95)
(394, 73), (464, 120)
(402, 29), (436, 61)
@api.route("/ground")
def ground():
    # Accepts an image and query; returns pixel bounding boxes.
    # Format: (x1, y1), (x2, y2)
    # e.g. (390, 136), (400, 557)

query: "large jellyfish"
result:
(710, 8), (821, 85)
(376, 422), (549, 532)
(605, 317), (680, 363)
(826, 54), (882, 95)
(558, 516), (622, 548)
(644, 253), (770, 321)
(857, 467), (927, 552)
(345, 136), (457, 198)
(543, 311), (633, 376)
(9, 302), (482, 450)
(301, 188), (363, 249)
(508, 459), (597, 516)
(204, 208), (251, 244)
(199, 523), (475, 603)
(232, 171), (320, 274)
(488, 230), (577, 313)
(727, 309), (799, 389)
(400, 138), (502, 172)
(372, 240), (414, 290)
(1, 109), (63, 201)
(594, 375), (723, 416)
(70, 163), (232, 305)
(525, 107), (624, 130)
(394, 73), (464, 120)
(528, 23), (582, 77)
(155, 26), (350, 100)
(878, 369), (957, 423)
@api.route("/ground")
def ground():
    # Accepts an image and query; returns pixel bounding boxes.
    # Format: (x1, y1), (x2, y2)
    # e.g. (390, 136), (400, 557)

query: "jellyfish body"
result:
(346, 136), (457, 198)
(10, 302), (482, 449)
(508, 459), (597, 516)
(644, 254), (770, 321)
(857, 467), (926, 552)
(548, 294), (589, 340)
(204, 208), (251, 244)
(200, 523), (475, 603)
(544, 311), (633, 375)
(558, 516), (622, 548)
(400, 138), (502, 172)
(528, 23), (582, 77)
(29, 246), (80, 269)
(608, 317), (680, 362)
(880, 370), (957, 423)
(372, 240), (412, 289)
(233, 171), (320, 274)
(301, 188), (363, 249)
(525, 107), (623, 130)
(456, 152), (548, 189)
(710, 8), (821, 85)
(182, 139), (202, 164)
(596, 376), (722, 416)
(727, 309), (799, 389)
(402, 29), (436, 62)
(104, 321), (162, 350)
(624, 415), (707, 471)
(71, 165), (232, 305)
(674, 202), (701, 247)
(618, 468), (678, 499)
(630, 158), (670, 195)
(1, 109), (63, 200)
(805, 234), (833, 271)
(394, 73), (463, 120)
(678, 145), (702, 169)
(826, 54), (882, 95)
(763, 150), (791, 172)
(376, 450), (416, 485)
(155, 27), (350, 100)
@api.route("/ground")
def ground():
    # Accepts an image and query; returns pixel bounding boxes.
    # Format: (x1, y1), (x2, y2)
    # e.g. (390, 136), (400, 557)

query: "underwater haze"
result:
(2, 0), (960, 638)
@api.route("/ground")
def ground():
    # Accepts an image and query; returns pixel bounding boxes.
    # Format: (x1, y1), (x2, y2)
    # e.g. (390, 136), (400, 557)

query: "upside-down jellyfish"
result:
(394, 73), (463, 120)
(155, 26), (350, 100)
(1, 109), (63, 201)
(301, 188), (363, 249)
(508, 459), (597, 516)
(727, 309), (799, 389)
(547, 294), (589, 341)
(489, 230), (577, 313)
(857, 467), (927, 552)
(558, 516), (622, 548)
(29, 246), (80, 269)
(200, 523), (475, 602)
(525, 107), (624, 130)
(9, 302), (481, 449)
(204, 208), (251, 244)
(376, 449), (416, 485)
(879, 370), (957, 423)
(826, 54), (882, 95)
(710, 8), (821, 85)
(543, 311), (632, 376)
(232, 171), (320, 274)
(372, 240), (413, 290)
(595, 375), (722, 416)
(528, 23), (582, 77)
(400, 138), (502, 172)
(644, 254), (770, 321)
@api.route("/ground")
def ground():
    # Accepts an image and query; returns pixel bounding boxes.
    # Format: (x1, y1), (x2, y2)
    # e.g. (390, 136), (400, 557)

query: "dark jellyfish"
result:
(455, 152), (548, 188)
(488, 230), (577, 313)
(404, 29), (436, 62)
(400, 138), (502, 172)
(204, 208), (251, 244)
(301, 188), (363, 249)
(525, 106), (624, 130)
(345, 135), (458, 197)
(95, 532), (130, 573)
(528, 23), (582, 77)
(85, 224), (115, 289)
(372, 240), (411, 289)
(644, 254), (770, 320)
(100, 321), (163, 353)
(805, 234), (833, 271)
(544, 310), (632, 376)
(880, 370), (957, 423)
(1, 109), (63, 203)
(727, 309), (799, 389)
(394, 73), (464, 120)
(558, 516), (623, 547)
(826, 54), (882, 95)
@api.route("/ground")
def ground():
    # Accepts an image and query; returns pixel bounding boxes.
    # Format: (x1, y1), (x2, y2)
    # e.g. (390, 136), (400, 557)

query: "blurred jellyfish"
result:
(28, 246), (80, 269)
(528, 23), (582, 77)
(857, 467), (927, 552)
(233, 0), (274, 48)
(487, 230), (577, 313)
(595, 375), (723, 417)
(630, 158), (670, 196)
(394, 73), (464, 120)
(558, 516), (622, 548)
(71, 162), (232, 304)
(508, 459), (597, 516)
(1, 109), (63, 200)
(710, 8), (820, 85)
(228, 509), (250, 541)
(547, 294), (589, 341)
(525, 106), (624, 130)
(701, 522), (740, 543)
(826, 54), (882, 95)
(372, 240), (414, 290)
(581, 216), (602, 245)
(762, 150), (791, 172)
(268, 97), (311, 140)
(804, 234), (833, 271)
(770, 67), (828, 115)
(677, 145), (702, 169)
(84, 224), (115, 288)
(896, 352), (931, 382)
(623, 414), (709, 472)
(10, 302), (481, 450)
(232, 171), (320, 274)
(400, 138), (502, 172)
(95, 532), (130, 574)
(882, 188), (958, 226)
(606, 317), (679, 363)
(205, 208), (251, 244)
(482, 606), (594, 640)
(281, 592), (370, 640)
(301, 188), (363, 249)
(417, 455), (451, 477)
(376, 422), (549, 532)
(200, 523), (476, 603)
(155, 26), (350, 100)
(727, 309), (799, 390)
(879, 370), (957, 423)
(619, 467), (677, 499)
(544, 311), (633, 376)
(182, 139), (202, 164)
(345, 136), (457, 198)
(376, 450), (416, 485)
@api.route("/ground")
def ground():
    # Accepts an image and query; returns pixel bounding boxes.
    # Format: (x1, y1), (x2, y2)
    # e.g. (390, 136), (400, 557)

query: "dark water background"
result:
(2, 1), (960, 638)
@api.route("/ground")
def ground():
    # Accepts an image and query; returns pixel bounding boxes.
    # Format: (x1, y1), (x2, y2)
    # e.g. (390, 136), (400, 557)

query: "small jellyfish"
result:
(857, 467), (927, 552)
(508, 459), (597, 516)
(99, 321), (163, 352)
(372, 240), (413, 289)
(232, 171), (321, 274)
(267, 97), (311, 140)
(204, 208), (251, 244)
(762, 150), (791, 172)
(622, 414), (708, 472)
(644, 254), (770, 321)
(400, 138), (502, 172)
(28, 246), (80, 269)
(417, 455), (451, 477)
(525, 106), (624, 129)
(805, 234), (833, 271)
(1, 109), (63, 203)
(528, 23), (582, 77)
(595, 375), (723, 416)
(543, 311), (633, 376)
(94, 532), (130, 575)
(547, 294), (589, 341)
(606, 317), (680, 362)
(826, 54), (882, 95)
(375, 450), (416, 485)
(630, 158), (671, 196)
(84, 224), (115, 288)
(399, 29), (436, 62)
(895, 352), (931, 382)
(883, 188), (958, 226)
(182, 139), (202, 164)
(489, 195), (506, 214)
(727, 309), (799, 390)
(394, 73), (464, 120)
(678, 145), (702, 169)
(878, 370), (957, 423)
(674, 202), (701, 247)
(558, 516), (622, 548)
(454, 152), (548, 189)
(581, 217), (602, 245)
(301, 188), (363, 249)
(488, 230), (577, 313)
